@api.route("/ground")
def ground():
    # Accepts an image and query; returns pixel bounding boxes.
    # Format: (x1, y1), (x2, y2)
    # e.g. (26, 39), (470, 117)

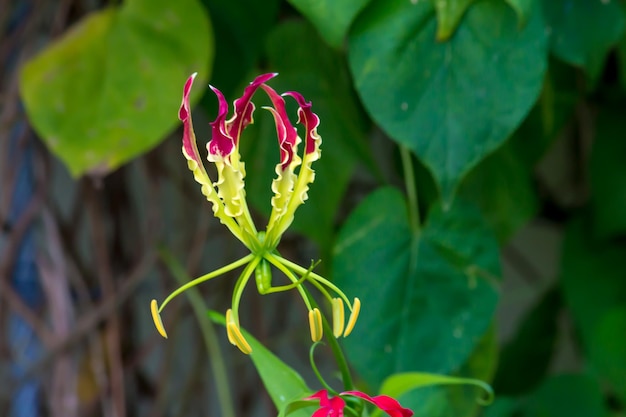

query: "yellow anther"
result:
(332, 298), (345, 338)
(343, 297), (361, 337)
(150, 299), (168, 339)
(308, 308), (323, 342)
(225, 309), (236, 345)
(227, 323), (252, 354)
(226, 309), (252, 354)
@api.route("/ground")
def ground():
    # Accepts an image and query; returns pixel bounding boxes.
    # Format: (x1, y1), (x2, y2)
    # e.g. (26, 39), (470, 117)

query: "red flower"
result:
(304, 390), (413, 417)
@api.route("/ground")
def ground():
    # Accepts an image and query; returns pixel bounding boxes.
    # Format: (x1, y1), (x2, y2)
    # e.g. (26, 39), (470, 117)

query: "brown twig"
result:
(0, 138), (51, 346)
(38, 208), (78, 417)
(84, 179), (126, 417)
(9, 241), (155, 402)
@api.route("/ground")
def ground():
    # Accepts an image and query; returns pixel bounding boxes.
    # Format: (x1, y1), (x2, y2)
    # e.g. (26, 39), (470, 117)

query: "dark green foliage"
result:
(493, 289), (560, 395)
(16, 0), (626, 415)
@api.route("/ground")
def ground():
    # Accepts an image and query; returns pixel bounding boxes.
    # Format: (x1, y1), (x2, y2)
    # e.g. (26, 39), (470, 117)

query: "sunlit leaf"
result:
(20, 0), (213, 177)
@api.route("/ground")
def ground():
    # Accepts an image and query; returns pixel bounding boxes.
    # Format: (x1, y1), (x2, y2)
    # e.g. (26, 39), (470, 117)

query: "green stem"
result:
(263, 256), (353, 389)
(309, 342), (336, 393)
(400, 145), (420, 233)
(159, 253), (255, 311)
(158, 247), (236, 417)
(265, 254), (313, 311)
(270, 255), (352, 310)
(306, 295), (354, 391)
(231, 256), (262, 322)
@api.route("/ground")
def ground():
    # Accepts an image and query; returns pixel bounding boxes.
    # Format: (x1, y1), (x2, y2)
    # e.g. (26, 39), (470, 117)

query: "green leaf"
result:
(590, 109), (626, 240)
(508, 59), (578, 167)
(278, 400), (319, 417)
(250, 344), (313, 417)
(521, 374), (607, 417)
(286, 0), (372, 48)
(505, 0), (535, 25)
(332, 187), (500, 388)
(560, 213), (626, 403)
(201, 0), (279, 103)
(392, 327), (497, 417)
(589, 307), (626, 404)
(561, 214), (626, 344)
(493, 288), (560, 395)
(379, 372), (493, 405)
(482, 397), (522, 417)
(458, 143), (538, 243)
(348, 0), (547, 200)
(20, 0), (213, 177)
(543, 0), (625, 79)
(243, 21), (371, 248)
(207, 311), (314, 417)
(460, 60), (577, 243)
(617, 21), (626, 89)
(433, 0), (476, 41)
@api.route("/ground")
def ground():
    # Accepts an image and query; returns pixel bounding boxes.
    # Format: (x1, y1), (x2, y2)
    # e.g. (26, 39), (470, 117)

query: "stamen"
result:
(150, 299), (168, 339)
(226, 309), (252, 354)
(308, 308), (323, 342)
(227, 323), (252, 354)
(332, 298), (345, 338)
(343, 297), (361, 337)
(225, 309), (236, 345)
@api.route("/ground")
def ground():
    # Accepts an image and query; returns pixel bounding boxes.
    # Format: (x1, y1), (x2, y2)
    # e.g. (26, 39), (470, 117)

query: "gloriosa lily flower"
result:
(150, 73), (360, 353)
(305, 389), (414, 417)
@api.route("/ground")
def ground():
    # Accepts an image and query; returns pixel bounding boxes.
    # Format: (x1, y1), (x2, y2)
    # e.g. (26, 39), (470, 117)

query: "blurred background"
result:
(1, 0), (625, 416)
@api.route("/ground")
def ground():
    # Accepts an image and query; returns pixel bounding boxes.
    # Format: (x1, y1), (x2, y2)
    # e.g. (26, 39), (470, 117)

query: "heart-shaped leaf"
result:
(348, 0), (547, 200)
(20, 0), (213, 177)
(332, 187), (500, 388)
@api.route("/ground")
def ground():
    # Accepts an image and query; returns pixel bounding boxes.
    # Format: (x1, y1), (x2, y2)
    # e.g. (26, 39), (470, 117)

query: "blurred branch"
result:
(11, 247), (156, 393)
(85, 180), (126, 417)
(0, 134), (50, 346)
